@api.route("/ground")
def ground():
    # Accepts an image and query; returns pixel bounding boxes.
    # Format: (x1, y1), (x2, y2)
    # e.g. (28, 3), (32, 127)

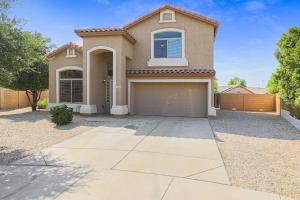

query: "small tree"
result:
(11, 61), (48, 111)
(267, 27), (300, 103)
(228, 77), (247, 87)
(0, 1), (51, 111)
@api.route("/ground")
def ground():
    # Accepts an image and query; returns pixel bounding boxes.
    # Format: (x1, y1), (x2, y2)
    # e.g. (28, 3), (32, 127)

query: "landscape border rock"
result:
(281, 109), (300, 130)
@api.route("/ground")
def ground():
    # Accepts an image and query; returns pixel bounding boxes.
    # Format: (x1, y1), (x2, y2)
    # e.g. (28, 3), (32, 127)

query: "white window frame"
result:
(66, 48), (77, 58)
(56, 66), (83, 104)
(147, 28), (188, 67)
(159, 9), (176, 23)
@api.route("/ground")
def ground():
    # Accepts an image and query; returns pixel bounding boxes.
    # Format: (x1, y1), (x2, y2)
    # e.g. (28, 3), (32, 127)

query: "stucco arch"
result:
(86, 46), (116, 107)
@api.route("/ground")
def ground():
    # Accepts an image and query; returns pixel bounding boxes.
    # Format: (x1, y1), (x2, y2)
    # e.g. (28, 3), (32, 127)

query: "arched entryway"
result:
(84, 46), (116, 114)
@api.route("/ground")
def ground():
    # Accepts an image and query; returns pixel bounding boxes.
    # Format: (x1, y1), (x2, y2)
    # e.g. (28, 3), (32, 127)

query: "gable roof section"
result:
(123, 4), (219, 35)
(75, 28), (136, 44)
(247, 87), (267, 94)
(47, 42), (82, 58)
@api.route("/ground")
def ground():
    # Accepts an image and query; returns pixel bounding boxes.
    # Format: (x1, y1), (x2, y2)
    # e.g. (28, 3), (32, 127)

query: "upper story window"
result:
(148, 28), (188, 67)
(66, 48), (76, 58)
(154, 31), (182, 58)
(159, 9), (176, 23)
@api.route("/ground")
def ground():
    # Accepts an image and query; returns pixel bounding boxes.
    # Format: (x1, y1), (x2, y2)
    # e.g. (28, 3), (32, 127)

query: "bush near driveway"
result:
(50, 105), (73, 125)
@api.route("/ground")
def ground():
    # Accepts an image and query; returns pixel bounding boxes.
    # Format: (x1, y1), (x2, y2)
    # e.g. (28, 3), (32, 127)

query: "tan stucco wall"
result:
(48, 49), (82, 103)
(126, 12), (215, 69)
(48, 11), (216, 112)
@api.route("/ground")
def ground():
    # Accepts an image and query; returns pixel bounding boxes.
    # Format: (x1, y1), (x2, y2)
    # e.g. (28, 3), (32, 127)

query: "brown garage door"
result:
(131, 82), (207, 117)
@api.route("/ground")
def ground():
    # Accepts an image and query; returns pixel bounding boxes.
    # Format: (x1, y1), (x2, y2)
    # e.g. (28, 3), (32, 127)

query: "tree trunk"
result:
(32, 91), (37, 111)
(25, 90), (42, 112)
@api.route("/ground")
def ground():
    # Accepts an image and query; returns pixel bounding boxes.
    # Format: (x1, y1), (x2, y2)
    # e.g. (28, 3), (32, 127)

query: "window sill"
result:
(147, 58), (188, 67)
(66, 55), (77, 58)
(158, 20), (176, 23)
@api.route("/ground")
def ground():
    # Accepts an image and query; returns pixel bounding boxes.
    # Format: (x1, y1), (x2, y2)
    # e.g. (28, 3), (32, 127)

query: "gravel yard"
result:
(0, 108), (101, 165)
(209, 110), (300, 199)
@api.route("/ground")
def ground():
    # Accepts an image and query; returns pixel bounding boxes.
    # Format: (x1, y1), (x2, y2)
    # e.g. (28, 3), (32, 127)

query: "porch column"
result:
(79, 47), (97, 114)
(110, 51), (128, 115)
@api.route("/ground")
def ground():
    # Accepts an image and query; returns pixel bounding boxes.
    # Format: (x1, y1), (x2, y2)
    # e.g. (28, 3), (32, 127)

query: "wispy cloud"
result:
(244, 1), (266, 11)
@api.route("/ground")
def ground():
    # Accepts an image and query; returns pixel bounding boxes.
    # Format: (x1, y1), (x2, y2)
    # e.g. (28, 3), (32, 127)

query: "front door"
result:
(105, 78), (113, 113)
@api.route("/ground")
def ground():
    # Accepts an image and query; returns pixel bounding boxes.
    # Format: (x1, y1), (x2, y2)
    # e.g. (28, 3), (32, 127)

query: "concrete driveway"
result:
(0, 116), (286, 200)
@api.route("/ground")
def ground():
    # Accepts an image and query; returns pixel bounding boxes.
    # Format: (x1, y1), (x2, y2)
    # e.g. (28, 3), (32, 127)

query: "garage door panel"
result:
(131, 83), (207, 117)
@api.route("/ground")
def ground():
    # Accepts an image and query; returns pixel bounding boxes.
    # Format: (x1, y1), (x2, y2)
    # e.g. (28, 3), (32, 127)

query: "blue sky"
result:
(8, 0), (300, 87)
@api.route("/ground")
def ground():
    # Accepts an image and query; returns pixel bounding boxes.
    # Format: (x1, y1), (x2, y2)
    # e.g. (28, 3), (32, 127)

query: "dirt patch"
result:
(209, 110), (300, 199)
(0, 108), (101, 164)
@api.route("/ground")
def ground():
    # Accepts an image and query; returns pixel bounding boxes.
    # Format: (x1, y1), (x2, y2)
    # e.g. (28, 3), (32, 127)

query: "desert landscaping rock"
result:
(0, 108), (101, 165)
(209, 110), (300, 200)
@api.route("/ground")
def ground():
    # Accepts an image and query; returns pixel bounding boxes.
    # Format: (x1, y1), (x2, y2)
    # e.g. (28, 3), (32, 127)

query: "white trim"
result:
(111, 105), (128, 115)
(86, 46), (117, 108)
(148, 28), (187, 67)
(127, 78), (216, 117)
(66, 48), (77, 58)
(159, 9), (176, 23)
(55, 66), (83, 104)
(147, 58), (188, 66)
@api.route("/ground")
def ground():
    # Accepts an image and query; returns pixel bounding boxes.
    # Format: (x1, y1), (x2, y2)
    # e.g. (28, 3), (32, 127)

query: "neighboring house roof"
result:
(218, 85), (267, 94)
(123, 4), (219, 35)
(218, 86), (232, 93)
(74, 28), (136, 44)
(47, 42), (82, 58)
(246, 87), (267, 94)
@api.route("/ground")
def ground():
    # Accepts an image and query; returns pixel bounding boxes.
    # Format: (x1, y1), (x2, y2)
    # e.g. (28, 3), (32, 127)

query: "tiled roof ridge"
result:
(127, 69), (215, 74)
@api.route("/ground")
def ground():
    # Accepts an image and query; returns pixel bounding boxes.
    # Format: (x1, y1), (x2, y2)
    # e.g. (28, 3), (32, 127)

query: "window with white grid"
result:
(59, 70), (82, 103)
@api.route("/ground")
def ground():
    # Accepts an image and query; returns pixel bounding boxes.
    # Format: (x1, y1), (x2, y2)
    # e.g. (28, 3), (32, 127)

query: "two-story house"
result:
(47, 4), (219, 117)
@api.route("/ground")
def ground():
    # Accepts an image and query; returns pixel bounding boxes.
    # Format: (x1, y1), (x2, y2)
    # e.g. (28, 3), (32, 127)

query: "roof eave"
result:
(74, 29), (136, 44)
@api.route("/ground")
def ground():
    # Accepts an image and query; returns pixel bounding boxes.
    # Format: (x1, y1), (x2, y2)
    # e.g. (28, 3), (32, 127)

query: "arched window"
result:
(59, 70), (83, 103)
(154, 31), (182, 58)
(148, 28), (187, 66)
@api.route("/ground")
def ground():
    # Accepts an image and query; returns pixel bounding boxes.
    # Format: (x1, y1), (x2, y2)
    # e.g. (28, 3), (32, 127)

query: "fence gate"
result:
(219, 93), (279, 112)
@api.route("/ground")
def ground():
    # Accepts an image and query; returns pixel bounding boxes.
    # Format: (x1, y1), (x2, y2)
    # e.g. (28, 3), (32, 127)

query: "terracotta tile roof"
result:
(123, 4), (219, 33)
(127, 69), (215, 75)
(74, 27), (136, 44)
(47, 42), (82, 58)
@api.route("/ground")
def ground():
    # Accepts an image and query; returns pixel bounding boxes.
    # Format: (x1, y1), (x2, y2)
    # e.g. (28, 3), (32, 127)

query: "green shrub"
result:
(294, 97), (300, 119)
(293, 106), (300, 120)
(49, 104), (73, 125)
(37, 98), (48, 109)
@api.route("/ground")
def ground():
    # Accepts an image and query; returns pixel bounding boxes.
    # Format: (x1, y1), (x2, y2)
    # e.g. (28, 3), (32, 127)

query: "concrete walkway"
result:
(0, 116), (290, 200)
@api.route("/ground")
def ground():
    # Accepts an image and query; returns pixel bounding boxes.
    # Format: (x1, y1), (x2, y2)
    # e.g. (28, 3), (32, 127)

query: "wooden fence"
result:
(216, 93), (280, 113)
(0, 88), (48, 109)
